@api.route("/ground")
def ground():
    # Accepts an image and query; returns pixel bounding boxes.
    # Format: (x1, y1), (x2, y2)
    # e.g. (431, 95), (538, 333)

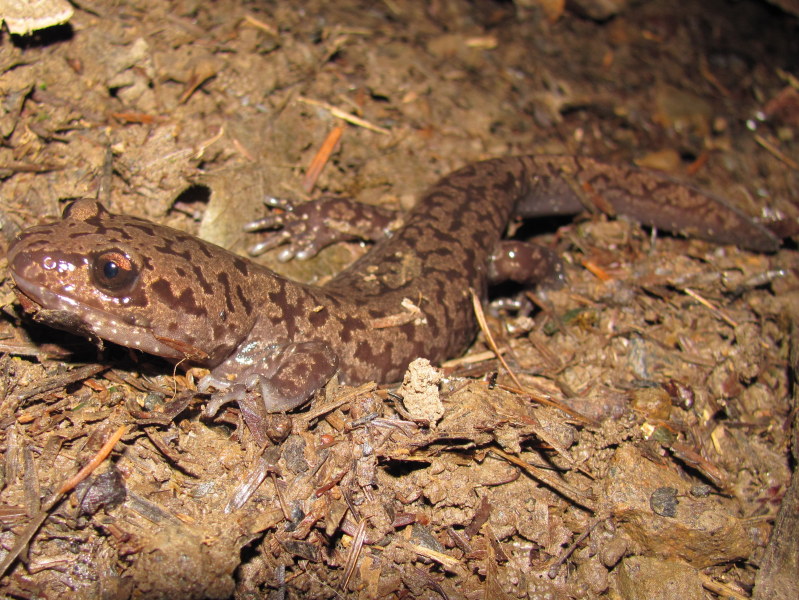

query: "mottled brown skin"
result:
(7, 156), (778, 421)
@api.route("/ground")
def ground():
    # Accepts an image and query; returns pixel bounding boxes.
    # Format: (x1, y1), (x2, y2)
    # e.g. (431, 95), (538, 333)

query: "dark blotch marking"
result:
(104, 225), (134, 240)
(337, 314), (366, 343)
(83, 215), (107, 234)
(154, 239), (192, 261)
(192, 265), (214, 295)
(24, 238), (52, 251)
(353, 342), (374, 364)
(236, 284), (253, 316)
(308, 307), (329, 328)
(151, 278), (207, 317)
(128, 223), (158, 237)
(217, 272), (235, 313)
(233, 257), (249, 277)
(267, 287), (288, 320)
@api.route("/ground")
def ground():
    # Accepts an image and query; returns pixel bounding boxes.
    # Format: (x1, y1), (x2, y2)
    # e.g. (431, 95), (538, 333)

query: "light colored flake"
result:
(1, 0), (73, 35)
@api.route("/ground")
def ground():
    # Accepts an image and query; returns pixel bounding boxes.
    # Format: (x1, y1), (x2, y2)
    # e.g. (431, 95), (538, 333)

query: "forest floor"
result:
(0, 1), (797, 598)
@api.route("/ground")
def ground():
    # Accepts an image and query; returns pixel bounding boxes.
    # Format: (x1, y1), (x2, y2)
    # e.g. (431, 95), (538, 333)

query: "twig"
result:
(681, 287), (738, 328)
(581, 258), (613, 282)
(470, 289), (525, 391)
(297, 96), (391, 135)
(243, 13), (279, 36)
(490, 448), (596, 511)
(406, 542), (461, 572)
(754, 134), (799, 170)
(303, 125), (344, 193)
(58, 425), (128, 494)
(340, 518), (367, 590)
(547, 514), (606, 578)
(13, 363), (108, 403)
(701, 573), (750, 600)
(299, 382), (377, 426)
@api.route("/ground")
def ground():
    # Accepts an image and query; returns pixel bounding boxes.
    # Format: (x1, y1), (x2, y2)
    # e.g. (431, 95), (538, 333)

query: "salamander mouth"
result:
(10, 272), (183, 359)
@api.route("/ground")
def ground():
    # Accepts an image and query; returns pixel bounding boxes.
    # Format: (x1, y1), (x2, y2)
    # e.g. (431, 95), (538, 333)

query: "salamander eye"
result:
(91, 250), (138, 294)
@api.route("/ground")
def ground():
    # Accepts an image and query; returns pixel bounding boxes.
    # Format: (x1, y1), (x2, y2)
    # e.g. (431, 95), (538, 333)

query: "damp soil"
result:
(0, 1), (797, 599)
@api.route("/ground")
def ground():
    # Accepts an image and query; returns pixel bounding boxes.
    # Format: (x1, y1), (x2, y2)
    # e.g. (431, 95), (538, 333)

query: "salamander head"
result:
(7, 199), (255, 366)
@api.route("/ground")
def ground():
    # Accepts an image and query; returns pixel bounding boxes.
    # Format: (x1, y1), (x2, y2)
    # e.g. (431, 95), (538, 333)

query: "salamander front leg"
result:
(252, 341), (339, 412)
(200, 341), (338, 439)
(245, 196), (400, 259)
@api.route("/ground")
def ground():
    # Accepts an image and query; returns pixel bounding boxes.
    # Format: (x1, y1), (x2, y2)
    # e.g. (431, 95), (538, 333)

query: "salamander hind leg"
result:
(488, 240), (566, 288)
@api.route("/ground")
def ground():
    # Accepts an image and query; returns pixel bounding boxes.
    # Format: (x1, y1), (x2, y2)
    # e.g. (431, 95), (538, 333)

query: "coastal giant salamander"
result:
(7, 156), (779, 424)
